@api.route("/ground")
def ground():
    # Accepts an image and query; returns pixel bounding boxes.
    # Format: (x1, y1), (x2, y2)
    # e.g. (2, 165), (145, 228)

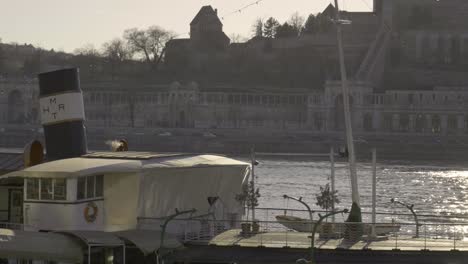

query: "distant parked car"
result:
(158, 132), (172, 137)
(203, 132), (216, 138)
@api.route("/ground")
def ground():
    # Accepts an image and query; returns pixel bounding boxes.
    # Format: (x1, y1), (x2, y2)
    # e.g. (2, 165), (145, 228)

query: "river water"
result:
(246, 155), (468, 230)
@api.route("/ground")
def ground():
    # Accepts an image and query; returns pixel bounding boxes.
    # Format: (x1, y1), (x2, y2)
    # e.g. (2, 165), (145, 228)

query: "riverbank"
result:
(2, 125), (468, 164)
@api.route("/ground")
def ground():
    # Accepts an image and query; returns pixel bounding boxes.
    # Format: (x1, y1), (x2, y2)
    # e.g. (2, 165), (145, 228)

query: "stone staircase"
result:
(355, 22), (392, 85)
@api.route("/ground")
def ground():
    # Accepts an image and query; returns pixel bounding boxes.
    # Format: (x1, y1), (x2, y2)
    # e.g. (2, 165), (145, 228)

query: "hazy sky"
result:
(0, 0), (371, 53)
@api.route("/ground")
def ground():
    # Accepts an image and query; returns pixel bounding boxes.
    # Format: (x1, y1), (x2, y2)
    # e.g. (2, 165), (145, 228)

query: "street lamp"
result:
(391, 198), (420, 238)
(157, 208), (197, 264)
(283, 195), (314, 222)
(297, 209), (349, 264)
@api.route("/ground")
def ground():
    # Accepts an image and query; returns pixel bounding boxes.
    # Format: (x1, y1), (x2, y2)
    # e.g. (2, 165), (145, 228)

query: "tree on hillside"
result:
(302, 14), (318, 35)
(22, 49), (43, 77)
(102, 38), (132, 80)
(288, 12), (305, 36)
(74, 44), (101, 79)
(316, 12), (334, 33)
(0, 45), (5, 76)
(263, 17), (280, 38)
(251, 18), (264, 38)
(123, 26), (173, 70)
(276, 22), (298, 38)
(74, 44), (100, 57)
(230, 34), (246, 43)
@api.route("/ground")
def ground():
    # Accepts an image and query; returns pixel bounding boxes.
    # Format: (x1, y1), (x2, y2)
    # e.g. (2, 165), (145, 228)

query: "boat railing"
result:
(252, 207), (468, 224)
(138, 216), (468, 251)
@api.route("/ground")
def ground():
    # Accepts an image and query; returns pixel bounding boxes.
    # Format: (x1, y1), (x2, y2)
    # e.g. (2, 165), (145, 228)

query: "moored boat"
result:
(276, 215), (400, 235)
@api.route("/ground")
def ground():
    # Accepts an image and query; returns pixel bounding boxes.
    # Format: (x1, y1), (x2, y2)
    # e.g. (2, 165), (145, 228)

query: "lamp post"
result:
(297, 209), (349, 264)
(391, 198), (419, 238)
(283, 195), (314, 222)
(158, 208), (197, 264)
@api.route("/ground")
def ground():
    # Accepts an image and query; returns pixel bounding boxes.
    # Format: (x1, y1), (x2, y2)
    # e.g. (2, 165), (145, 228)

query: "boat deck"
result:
(209, 229), (468, 252)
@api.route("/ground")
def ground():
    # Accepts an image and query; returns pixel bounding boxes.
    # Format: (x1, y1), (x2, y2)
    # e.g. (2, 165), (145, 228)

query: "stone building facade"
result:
(2, 79), (468, 137)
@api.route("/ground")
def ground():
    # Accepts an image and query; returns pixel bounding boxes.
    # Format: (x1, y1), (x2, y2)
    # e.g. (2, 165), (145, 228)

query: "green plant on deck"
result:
(315, 183), (340, 217)
(235, 181), (260, 220)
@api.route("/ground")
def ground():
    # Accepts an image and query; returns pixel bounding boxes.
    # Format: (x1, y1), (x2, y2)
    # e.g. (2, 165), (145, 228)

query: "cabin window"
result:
(86, 176), (95, 199)
(40, 179), (53, 200)
(95, 175), (104, 197)
(54, 179), (67, 200)
(77, 177), (86, 200)
(26, 178), (67, 201)
(26, 178), (39, 200)
(77, 175), (104, 200)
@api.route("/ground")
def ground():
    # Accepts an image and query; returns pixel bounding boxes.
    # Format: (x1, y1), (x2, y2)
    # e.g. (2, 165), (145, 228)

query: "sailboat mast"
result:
(333, 0), (360, 206)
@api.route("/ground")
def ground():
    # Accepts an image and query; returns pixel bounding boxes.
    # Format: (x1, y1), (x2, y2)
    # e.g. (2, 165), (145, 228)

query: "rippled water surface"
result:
(245, 156), (468, 227)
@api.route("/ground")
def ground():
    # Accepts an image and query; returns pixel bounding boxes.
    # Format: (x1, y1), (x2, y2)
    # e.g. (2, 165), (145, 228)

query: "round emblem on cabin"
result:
(84, 202), (98, 223)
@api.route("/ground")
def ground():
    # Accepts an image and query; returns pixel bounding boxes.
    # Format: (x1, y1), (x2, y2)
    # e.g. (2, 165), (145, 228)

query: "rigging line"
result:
(221, 0), (265, 20)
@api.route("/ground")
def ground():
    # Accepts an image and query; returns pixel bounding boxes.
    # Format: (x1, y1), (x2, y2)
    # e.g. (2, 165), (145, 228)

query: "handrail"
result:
(137, 215), (468, 252)
(254, 207), (468, 221)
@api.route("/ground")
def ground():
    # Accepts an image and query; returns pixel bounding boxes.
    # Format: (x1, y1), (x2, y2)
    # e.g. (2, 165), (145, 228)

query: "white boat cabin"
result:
(1, 152), (250, 232)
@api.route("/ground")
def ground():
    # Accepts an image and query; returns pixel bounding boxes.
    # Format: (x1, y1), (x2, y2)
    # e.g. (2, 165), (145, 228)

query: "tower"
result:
(189, 6), (230, 51)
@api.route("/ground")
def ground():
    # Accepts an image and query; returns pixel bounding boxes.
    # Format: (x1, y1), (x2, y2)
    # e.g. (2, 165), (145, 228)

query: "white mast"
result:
(333, 0), (360, 206)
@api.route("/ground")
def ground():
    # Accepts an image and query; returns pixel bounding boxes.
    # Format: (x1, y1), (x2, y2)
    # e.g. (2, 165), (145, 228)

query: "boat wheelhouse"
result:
(1, 151), (250, 232)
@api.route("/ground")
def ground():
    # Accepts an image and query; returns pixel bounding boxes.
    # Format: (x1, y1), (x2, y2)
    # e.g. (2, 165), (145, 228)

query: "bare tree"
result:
(74, 44), (100, 57)
(102, 38), (132, 80)
(230, 34), (246, 43)
(73, 44), (101, 79)
(123, 26), (173, 70)
(251, 18), (264, 38)
(288, 12), (305, 36)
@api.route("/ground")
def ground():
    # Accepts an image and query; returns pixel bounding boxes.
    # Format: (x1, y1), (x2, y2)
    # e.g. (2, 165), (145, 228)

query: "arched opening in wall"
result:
(363, 113), (373, 132)
(383, 113), (392, 132)
(464, 116), (468, 134)
(420, 35), (431, 63)
(7, 90), (25, 124)
(177, 111), (186, 128)
(451, 35), (461, 65)
(447, 115), (458, 134)
(334, 95), (353, 131)
(399, 114), (409, 132)
(314, 112), (323, 131)
(432, 114), (441, 133)
(415, 114), (425, 133)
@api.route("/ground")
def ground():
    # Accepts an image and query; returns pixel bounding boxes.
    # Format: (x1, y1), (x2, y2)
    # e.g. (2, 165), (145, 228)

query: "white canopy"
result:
(0, 228), (83, 263)
(0, 154), (249, 179)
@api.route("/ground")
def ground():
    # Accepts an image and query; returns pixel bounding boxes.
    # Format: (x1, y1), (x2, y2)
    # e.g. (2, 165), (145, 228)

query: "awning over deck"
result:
(0, 228), (83, 263)
(57, 230), (125, 247)
(114, 229), (182, 255)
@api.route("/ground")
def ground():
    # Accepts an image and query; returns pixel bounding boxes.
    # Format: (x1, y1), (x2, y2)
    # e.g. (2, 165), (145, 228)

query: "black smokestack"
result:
(38, 68), (88, 160)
